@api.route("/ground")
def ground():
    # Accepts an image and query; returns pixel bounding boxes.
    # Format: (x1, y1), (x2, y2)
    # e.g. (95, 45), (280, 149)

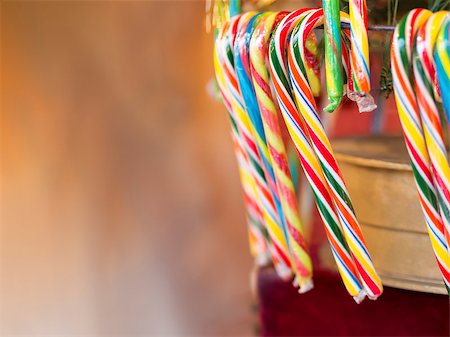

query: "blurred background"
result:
(2, 1), (257, 335)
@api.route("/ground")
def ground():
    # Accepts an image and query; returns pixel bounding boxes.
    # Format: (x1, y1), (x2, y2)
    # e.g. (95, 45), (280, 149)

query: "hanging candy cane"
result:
(215, 14), (294, 279)
(347, 0), (377, 112)
(235, 11), (314, 291)
(235, 12), (287, 231)
(214, 34), (271, 265)
(288, 9), (383, 300)
(413, 11), (450, 255)
(269, 8), (369, 302)
(248, 11), (316, 292)
(391, 9), (450, 292)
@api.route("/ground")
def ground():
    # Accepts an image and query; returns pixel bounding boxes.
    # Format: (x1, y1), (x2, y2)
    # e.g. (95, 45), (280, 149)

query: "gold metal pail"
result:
(332, 135), (446, 294)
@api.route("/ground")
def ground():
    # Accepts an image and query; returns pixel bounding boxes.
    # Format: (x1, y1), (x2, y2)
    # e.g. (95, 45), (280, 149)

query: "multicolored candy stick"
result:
(234, 12), (296, 274)
(249, 11), (314, 292)
(269, 8), (368, 302)
(216, 17), (288, 270)
(215, 15), (294, 278)
(215, 59), (271, 265)
(235, 12), (283, 206)
(288, 9), (383, 300)
(391, 9), (450, 291)
(348, 0), (377, 112)
(214, 32), (271, 266)
(413, 11), (450, 255)
(235, 11), (314, 291)
(322, 0), (344, 112)
(233, 130), (271, 264)
(435, 20), (450, 120)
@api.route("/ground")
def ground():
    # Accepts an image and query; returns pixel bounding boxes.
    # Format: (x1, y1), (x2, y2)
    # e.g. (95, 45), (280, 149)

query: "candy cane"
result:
(413, 11), (450, 253)
(435, 20), (450, 120)
(235, 12), (287, 228)
(288, 9), (383, 300)
(216, 14), (294, 278)
(391, 9), (450, 291)
(232, 132), (271, 265)
(218, 18), (286, 269)
(248, 11), (314, 292)
(233, 12), (298, 275)
(322, 0), (344, 112)
(347, 0), (377, 112)
(235, 11), (313, 291)
(269, 8), (368, 302)
(214, 36), (271, 265)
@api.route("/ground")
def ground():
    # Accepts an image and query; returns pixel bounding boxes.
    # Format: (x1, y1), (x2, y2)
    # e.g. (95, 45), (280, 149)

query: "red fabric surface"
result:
(258, 268), (450, 336)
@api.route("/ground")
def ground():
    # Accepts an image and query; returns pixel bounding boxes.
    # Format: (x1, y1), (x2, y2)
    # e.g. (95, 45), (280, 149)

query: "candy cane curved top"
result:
(269, 8), (371, 302)
(413, 10), (450, 260)
(391, 9), (450, 292)
(288, 9), (383, 300)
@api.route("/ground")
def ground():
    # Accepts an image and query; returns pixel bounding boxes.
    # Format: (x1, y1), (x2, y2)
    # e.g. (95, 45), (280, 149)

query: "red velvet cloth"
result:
(258, 268), (450, 336)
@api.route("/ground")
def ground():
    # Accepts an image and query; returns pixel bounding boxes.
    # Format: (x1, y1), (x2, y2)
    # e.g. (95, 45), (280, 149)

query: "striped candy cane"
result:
(232, 133), (271, 265)
(235, 11), (313, 291)
(347, 0), (377, 112)
(234, 12), (290, 243)
(413, 11), (450, 256)
(249, 11), (314, 292)
(269, 8), (368, 302)
(288, 9), (383, 300)
(391, 9), (450, 292)
(216, 15), (294, 278)
(215, 18), (283, 269)
(214, 37), (271, 265)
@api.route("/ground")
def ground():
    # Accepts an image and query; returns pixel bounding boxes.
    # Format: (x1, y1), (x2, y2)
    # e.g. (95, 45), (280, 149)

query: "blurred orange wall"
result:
(1, 2), (254, 335)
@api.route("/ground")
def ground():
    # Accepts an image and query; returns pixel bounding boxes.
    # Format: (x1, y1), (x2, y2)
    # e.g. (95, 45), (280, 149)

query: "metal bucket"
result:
(332, 135), (446, 294)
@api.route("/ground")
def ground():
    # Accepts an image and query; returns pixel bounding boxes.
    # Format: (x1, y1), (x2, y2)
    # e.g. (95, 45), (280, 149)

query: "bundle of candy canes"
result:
(391, 9), (450, 294)
(214, 0), (384, 303)
(214, 0), (450, 301)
